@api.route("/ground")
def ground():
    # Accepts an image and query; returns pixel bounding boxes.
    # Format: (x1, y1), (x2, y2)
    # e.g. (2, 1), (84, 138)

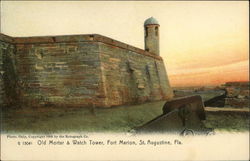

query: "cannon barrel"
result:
(135, 95), (213, 135)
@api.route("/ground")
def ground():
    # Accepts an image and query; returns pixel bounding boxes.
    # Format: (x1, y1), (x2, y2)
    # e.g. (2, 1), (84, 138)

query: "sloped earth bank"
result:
(1, 101), (249, 133)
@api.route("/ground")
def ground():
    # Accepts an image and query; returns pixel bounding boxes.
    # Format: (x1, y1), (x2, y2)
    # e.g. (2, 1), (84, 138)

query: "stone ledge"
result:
(205, 107), (249, 113)
(205, 107), (249, 116)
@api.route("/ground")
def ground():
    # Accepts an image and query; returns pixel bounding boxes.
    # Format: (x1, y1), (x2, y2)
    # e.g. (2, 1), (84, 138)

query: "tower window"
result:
(145, 28), (148, 37)
(155, 26), (158, 36)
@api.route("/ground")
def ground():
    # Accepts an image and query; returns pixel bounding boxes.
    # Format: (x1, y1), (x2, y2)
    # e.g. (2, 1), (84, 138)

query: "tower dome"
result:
(144, 17), (159, 26)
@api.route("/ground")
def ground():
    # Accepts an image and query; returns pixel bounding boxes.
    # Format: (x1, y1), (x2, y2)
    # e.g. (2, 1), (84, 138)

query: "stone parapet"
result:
(3, 34), (162, 60)
(224, 81), (249, 108)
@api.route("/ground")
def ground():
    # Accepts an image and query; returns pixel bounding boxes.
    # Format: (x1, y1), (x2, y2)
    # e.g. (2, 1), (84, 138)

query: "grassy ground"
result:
(204, 108), (249, 132)
(1, 101), (165, 133)
(1, 101), (249, 133)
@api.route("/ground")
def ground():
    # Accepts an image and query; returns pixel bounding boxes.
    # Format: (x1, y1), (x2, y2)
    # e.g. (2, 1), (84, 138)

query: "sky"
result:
(1, 1), (249, 87)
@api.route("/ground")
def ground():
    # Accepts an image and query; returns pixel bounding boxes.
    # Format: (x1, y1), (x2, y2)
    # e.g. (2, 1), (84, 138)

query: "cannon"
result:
(135, 95), (214, 135)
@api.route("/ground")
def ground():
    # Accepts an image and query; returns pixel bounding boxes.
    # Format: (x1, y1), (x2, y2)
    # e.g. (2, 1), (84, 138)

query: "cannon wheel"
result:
(180, 128), (194, 136)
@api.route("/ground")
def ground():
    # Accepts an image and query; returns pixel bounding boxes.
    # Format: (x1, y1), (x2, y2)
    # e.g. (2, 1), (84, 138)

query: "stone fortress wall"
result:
(0, 34), (17, 107)
(223, 82), (249, 108)
(98, 37), (173, 107)
(0, 17), (173, 108)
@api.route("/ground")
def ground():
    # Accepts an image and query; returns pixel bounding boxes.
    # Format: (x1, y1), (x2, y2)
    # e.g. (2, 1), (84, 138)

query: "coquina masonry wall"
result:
(0, 34), (18, 107)
(99, 41), (173, 107)
(0, 34), (173, 108)
(14, 36), (105, 107)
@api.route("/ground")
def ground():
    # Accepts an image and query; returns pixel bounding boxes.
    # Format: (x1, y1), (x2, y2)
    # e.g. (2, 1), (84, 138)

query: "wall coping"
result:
(0, 33), (162, 60)
(0, 33), (14, 43)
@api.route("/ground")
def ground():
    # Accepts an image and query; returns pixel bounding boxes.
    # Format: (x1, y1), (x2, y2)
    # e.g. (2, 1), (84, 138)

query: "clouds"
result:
(1, 1), (248, 87)
(168, 60), (249, 87)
